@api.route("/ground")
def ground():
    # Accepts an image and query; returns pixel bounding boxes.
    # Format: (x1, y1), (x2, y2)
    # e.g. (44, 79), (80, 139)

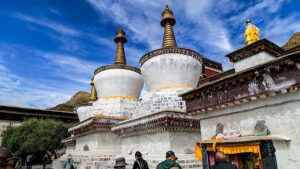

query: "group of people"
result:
(113, 151), (181, 169)
(112, 151), (237, 169)
(42, 153), (59, 169)
(0, 147), (237, 169)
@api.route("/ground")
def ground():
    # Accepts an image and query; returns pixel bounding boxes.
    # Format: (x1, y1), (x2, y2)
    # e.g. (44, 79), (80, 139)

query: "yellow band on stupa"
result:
(149, 85), (193, 93)
(93, 114), (132, 120)
(99, 95), (138, 100)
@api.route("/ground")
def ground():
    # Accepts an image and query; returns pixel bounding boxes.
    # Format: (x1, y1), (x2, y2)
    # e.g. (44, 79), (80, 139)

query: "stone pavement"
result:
(22, 165), (53, 169)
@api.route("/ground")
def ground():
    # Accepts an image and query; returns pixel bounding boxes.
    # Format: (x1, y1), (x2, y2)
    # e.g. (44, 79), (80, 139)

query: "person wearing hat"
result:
(114, 157), (128, 169)
(0, 148), (19, 169)
(156, 151), (182, 169)
(132, 151), (148, 169)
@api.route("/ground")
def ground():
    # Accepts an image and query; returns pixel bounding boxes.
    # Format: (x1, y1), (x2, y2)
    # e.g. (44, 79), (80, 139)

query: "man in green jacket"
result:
(156, 151), (182, 169)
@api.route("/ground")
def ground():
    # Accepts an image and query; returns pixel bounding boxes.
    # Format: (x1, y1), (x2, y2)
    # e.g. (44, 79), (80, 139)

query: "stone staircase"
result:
(53, 154), (202, 169)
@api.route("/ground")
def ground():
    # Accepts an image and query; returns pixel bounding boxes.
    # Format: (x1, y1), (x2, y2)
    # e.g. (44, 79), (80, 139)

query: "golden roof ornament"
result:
(89, 78), (97, 101)
(161, 5), (177, 48)
(114, 26), (127, 65)
(244, 19), (259, 45)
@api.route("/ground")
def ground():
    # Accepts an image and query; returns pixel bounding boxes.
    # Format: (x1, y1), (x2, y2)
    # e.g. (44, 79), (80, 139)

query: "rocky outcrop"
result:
(282, 32), (300, 50)
(50, 91), (90, 112)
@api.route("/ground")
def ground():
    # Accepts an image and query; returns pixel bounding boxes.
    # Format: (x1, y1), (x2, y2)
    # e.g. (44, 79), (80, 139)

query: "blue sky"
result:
(0, 0), (299, 108)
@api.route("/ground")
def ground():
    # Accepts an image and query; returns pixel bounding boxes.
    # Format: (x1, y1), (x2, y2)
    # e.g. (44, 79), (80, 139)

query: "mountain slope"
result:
(282, 32), (300, 50)
(50, 91), (90, 112)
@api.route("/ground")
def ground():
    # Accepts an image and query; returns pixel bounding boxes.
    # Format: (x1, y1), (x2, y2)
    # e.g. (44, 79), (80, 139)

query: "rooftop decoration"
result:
(114, 26), (127, 65)
(89, 78), (97, 101)
(161, 5), (177, 48)
(244, 19), (259, 45)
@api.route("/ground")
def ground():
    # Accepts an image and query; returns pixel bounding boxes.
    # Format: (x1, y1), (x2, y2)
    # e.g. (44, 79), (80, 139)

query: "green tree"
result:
(1, 118), (72, 155)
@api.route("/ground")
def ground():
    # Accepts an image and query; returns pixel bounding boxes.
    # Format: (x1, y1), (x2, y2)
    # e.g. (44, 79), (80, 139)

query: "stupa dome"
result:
(140, 5), (203, 92)
(93, 26), (144, 100)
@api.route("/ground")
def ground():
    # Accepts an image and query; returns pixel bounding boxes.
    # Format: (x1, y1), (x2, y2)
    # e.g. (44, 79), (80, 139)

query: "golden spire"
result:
(161, 5), (177, 48)
(114, 26), (127, 65)
(89, 78), (97, 101)
(244, 19), (259, 45)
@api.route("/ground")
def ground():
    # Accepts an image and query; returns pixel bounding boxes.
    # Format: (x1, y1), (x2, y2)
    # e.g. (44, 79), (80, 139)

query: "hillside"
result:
(50, 91), (90, 112)
(282, 32), (300, 50)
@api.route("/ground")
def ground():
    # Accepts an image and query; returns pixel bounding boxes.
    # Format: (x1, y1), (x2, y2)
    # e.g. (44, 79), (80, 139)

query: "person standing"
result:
(114, 157), (127, 169)
(63, 154), (74, 169)
(42, 154), (48, 169)
(156, 151), (182, 169)
(0, 148), (19, 169)
(51, 154), (55, 166)
(212, 152), (238, 169)
(132, 151), (148, 169)
(25, 155), (32, 169)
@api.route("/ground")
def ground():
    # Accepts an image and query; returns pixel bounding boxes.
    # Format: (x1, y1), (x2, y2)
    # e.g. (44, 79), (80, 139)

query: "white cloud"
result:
(0, 72), (74, 108)
(263, 14), (300, 46)
(0, 65), (7, 71)
(13, 13), (81, 36)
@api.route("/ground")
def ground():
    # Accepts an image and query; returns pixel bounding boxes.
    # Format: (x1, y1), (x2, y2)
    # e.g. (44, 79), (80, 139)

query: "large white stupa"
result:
(60, 5), (203, 169)
(77, 26), (144, 121)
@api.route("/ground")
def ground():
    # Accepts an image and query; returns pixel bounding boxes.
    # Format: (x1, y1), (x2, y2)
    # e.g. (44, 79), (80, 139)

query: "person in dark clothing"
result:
(0, 148), (19, 169)
(42, 154), (48, 169)
(114, 157), (127, 169)
(156, 151), (182, 169)
(132, 151), (149, 169)
(212, 152), (238, 169)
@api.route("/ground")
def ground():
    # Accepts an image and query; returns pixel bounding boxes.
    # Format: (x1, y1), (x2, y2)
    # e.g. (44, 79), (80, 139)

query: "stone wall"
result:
(0, 120), (21, 145)
(134, 88), (188, 118)
(92, 98), (138, 117)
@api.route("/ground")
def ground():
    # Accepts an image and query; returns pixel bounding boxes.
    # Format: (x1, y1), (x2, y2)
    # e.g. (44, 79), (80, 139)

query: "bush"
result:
(1, 118), (72, 155)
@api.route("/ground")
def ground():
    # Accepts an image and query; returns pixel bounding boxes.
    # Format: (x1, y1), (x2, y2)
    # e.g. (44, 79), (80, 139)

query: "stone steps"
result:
(54, 154), (202, 169)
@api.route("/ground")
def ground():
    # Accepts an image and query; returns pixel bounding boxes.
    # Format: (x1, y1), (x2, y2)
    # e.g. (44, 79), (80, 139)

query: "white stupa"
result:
(134, 5), (203, 117)
(77, 26), (144, 121)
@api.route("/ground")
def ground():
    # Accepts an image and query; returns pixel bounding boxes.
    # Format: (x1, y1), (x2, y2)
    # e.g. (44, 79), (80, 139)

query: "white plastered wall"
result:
(75, 132), (121, 154)
(197, 91), (300, 169)
(121, 131), (201, 155)
(234, 51), (276, 72)
(94, 69), (144, 98)
(141, 54), (202, 91)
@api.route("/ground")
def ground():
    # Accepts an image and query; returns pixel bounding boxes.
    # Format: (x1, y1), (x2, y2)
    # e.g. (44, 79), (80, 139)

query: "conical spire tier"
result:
(161, 5), (177, 48)
(114, 26), (127, 65)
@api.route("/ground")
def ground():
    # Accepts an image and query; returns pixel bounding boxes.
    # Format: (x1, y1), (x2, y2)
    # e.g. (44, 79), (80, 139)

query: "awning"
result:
(195, 135), (290, 160)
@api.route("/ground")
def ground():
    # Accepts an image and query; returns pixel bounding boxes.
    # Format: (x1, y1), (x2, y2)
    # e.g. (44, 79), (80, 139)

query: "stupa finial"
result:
(89, 78), (97, 101)
(161, 5), (177, 48)
(244, 19), (259, 45)
(114, 25), (127, 65)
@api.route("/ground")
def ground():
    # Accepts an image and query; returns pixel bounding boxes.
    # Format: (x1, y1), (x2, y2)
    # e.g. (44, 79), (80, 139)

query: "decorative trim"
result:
(112, 115), (200, 137)
(68, 117), (123, 135)
(148, 85), (193, 93)
(226, 39), (284, 63)
(93, 114), (131, 120)
(94, 64), (141, 75)
(99, 95), (138, 100)
(203, 58), (223, 70)
(139, 47), (203, 66)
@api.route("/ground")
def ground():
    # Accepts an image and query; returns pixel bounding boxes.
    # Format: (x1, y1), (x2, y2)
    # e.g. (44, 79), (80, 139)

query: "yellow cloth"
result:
(195, 139), (224, 160)
(51, 156), (55, 161)
(195, 140), (261, 163)
(244, 25), (259, 45)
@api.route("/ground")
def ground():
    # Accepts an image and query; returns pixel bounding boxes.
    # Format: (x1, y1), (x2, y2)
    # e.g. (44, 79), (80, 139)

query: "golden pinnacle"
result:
(161, 5), (177, 48)
(114, 26), (127, 65)
(89, 78), (97, 101)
